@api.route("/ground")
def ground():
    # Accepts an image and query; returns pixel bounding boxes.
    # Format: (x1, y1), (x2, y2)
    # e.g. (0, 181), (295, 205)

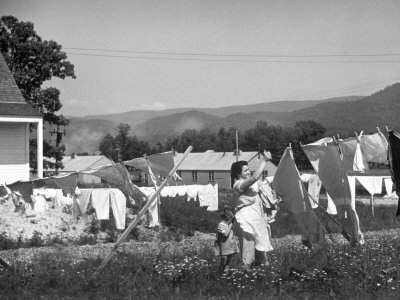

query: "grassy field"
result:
(1, 193), (400, 299)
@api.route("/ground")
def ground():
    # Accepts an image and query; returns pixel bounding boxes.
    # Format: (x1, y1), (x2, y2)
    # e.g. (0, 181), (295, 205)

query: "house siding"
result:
(0, 163), (29, 184)
(177, 165), (276, 190)
(0, 123), (29, 183)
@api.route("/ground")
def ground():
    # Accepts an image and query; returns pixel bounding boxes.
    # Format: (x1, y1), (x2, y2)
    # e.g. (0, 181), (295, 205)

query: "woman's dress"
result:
(233, 179), (273, 266)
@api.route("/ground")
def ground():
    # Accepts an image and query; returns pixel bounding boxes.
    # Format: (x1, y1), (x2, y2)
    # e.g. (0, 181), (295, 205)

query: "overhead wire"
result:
(65, 52), (400, 63)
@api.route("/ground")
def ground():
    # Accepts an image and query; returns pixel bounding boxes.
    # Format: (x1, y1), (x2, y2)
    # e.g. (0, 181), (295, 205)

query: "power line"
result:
(66, 52), (400, 63)
(64, 47), (400, 58)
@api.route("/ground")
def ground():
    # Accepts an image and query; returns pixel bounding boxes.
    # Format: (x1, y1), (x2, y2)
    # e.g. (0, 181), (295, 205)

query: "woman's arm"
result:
(239, 151), (272, 191)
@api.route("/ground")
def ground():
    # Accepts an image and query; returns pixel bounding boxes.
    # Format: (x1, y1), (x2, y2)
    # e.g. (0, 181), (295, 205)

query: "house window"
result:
(192, 171), (198, 182)
(208, 171), (214, 182)
(262, 170), (268, 179)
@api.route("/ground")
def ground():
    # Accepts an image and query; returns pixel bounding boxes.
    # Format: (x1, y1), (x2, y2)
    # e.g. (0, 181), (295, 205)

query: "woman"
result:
(231, 151), (273, 268)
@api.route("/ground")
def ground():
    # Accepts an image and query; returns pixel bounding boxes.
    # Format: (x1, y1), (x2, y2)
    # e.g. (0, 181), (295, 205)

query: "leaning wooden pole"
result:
(91, 146), (193, 279)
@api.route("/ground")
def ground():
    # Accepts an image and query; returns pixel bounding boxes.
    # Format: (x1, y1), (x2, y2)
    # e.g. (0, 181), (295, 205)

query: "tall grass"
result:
(1, 231), (400, 299)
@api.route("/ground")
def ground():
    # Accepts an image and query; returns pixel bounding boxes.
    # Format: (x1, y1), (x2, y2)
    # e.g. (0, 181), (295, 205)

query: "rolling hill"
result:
(59, 87), (399, 154)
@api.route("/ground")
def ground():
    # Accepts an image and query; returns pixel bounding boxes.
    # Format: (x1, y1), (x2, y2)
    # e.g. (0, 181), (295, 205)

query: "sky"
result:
(1, 0), (400, 117)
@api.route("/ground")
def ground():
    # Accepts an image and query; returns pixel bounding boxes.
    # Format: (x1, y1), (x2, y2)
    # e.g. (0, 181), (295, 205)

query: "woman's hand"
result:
(262, 151), (272, 161)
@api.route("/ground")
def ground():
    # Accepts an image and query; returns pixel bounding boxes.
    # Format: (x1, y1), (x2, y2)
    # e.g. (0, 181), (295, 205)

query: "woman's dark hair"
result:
(230, 160), (248, 188)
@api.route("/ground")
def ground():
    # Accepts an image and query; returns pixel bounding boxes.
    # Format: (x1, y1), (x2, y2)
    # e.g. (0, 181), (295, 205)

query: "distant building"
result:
(172, 150), (277, 190)
(0, 53), (43, 184)
(44, 154), (113, 184)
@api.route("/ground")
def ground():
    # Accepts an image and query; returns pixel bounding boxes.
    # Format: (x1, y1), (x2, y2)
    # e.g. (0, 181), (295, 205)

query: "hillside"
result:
(83, 96), (361, 125)
(59, 88), (398, 154)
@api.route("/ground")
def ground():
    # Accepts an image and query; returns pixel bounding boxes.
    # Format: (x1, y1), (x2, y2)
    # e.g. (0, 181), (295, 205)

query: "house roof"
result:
(44, 155), (113, 172)
(0, 53), (42, 117)
(173, 151), (277, 171)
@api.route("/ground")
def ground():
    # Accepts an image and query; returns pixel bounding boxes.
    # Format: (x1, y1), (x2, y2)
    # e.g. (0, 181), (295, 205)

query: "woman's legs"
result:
(240, 231), (255, 268)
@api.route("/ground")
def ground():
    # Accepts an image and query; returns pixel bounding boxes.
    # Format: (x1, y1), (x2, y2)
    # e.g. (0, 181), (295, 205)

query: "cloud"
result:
(140, 101), (167, 110)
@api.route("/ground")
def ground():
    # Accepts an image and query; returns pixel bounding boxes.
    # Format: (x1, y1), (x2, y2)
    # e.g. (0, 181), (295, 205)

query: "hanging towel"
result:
(91, 189), (110, 220)
(110, 189), (127, 229)
(384, 178), (393, 198)
(272, 148), (326, 246)
(198, 185), (212, 207)
(207, 183), (219, 211)
(308, 175), (322, 209)
(75, 189), (92, 217)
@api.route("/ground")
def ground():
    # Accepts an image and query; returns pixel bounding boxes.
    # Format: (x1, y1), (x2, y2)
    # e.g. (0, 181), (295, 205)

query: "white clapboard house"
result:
(0, 53), (43, 184)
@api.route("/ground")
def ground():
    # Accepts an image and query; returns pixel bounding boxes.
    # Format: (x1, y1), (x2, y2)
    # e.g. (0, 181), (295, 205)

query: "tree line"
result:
(99, 120), (326, 170)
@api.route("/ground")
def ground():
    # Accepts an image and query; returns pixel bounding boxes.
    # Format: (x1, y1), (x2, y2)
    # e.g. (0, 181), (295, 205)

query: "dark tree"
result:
(0, 15), (75, 171)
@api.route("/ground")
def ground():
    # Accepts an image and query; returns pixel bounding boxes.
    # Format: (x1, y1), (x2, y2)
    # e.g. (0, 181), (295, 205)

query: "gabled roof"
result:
(174, 150), (277, 171)
(45, 155), (113, 172)
(0, 53), (42, 117)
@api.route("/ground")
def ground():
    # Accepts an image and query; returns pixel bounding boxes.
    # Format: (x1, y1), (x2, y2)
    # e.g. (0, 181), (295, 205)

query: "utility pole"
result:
(49, 124), (66, 175)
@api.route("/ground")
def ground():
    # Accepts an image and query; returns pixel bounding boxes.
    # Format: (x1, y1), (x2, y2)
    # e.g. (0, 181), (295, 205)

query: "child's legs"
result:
(219, 255), (229, 273)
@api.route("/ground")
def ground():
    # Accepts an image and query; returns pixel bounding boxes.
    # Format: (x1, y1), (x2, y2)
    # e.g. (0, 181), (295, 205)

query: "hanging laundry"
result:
(302, 139), (352, 205)
(326, 193), (337, 215)
(388, 130), (400, 215)
(198, 184), (214, 207)
(356, 176), (383, 195)
(360, 133), (388, 164)
(81, 163), (144, 206)
(207, 183), (219, 211)
(7, 181), (33, 202)
(302, 138), (363, 245)
(0, 185), (8, 198)
(110, 189), (127, 229)
(383, 177), (393, 198)
(308, 175), (322, 209)
(43, 173), (78, 196)
(75, 189), (92, 217)
(32, 193), (47, 213)
(338, 138), (369, 172)
(353, 142), (367, 172)
(91, 189), (110, 220)
(347, 176), (356, 209)
(272, 147), (326, 247)
(147, 164), (160, 227)
(186, 185), (200, 201)
(176, 185), (187, 197)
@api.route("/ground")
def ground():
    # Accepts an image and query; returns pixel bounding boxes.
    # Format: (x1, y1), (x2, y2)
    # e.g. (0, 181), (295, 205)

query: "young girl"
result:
(215, 207), (239, 274)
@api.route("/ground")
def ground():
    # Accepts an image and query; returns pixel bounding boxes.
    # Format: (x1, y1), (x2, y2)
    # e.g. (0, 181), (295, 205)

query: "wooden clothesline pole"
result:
(91, 146), (193, 280)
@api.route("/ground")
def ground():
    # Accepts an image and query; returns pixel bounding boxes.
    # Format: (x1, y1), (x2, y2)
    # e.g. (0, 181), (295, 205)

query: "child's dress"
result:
(215, 220), (239, 256)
